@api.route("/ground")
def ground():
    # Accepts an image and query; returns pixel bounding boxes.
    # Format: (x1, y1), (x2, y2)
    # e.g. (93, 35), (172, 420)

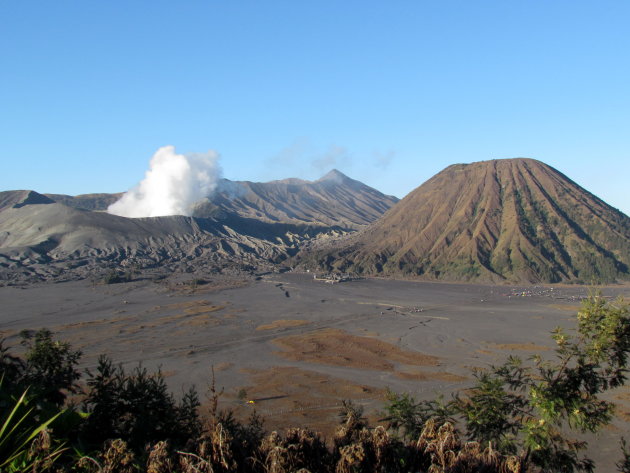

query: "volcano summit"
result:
(302, 158), (630, 283)
(0, 170), (397, 283)
(2, 159), (629, 285)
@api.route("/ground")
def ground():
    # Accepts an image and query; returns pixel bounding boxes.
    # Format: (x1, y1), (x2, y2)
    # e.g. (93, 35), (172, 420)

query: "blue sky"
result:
(2, 1), (629, 215)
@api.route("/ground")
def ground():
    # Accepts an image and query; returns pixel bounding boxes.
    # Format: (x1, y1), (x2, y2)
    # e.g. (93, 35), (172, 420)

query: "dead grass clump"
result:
(371, 426), (393, 470)
(25, 429), (64, 473)
(485, 342), (550, 351)
(256, 319), (310, 331)
(261, 431), (290, 473)
(78, 439), (136, 473)
(273, 328), (439, 370)
(71, 418), (523, 473)
(146, 441), (173, 473)
(614, 388), (630, 402)
(148, 300), (226, 317)
(170, 278), (250, 295)
(183, 302), (226, 316)
(414, 419), (523, 473)
(184, 423), (237, 473)
(336, 443), (366, 473)
(333, 426), (397, 473)
(332, 402), (397, 473)
(229, 366), (384, 439)
(177, 450), (213, 473)
(213, 362), (233, 372)
(260, 428), (330, 473)
(395, 369), (468, 382)
(548, 304), (582, 312)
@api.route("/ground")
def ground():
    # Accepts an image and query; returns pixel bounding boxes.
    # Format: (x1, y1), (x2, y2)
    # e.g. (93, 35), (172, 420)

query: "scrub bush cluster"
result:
(1, 294), (628, 472)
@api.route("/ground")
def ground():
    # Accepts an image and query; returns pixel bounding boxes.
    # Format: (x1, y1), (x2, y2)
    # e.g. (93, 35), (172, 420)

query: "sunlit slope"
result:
(193, 169), (398, 229)
(0, 191), (327, 274)
(307, 159), (630, 283)
(44, 192), (123, 211)
(46, 170), (399, 230)
(0, 170), (397, 281)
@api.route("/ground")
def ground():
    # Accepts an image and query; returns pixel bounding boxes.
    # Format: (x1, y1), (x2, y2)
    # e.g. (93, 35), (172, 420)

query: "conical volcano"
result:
(306, 158), (630, 283)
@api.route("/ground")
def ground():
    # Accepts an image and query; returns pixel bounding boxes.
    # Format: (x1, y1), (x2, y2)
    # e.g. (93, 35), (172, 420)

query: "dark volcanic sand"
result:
(1, 273), (629, 471)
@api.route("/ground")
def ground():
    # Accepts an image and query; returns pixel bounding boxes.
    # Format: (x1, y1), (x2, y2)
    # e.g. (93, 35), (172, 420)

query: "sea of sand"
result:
(1, 272), (629, 471)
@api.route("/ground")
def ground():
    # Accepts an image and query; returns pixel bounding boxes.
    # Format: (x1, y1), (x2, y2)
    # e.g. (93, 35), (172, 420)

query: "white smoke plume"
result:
(107, 145), (221, 218)
(311, 145), (352, 173)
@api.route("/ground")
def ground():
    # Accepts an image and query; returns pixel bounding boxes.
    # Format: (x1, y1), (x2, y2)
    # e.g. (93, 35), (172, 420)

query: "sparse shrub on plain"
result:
(384, 293), (630, 472)
(0, 339), (24, 386)
(102, 270), (124, 284)
(382, 391), (453, 442)
(102, 268), (135, 284)
(82, 355), (199, 450)
(618, 438), (630, 473)
(237, 387), (248, 401)
(19, 328), (82, 407)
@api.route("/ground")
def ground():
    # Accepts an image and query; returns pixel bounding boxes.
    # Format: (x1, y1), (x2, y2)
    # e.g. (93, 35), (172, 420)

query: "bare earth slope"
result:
(302, 159), (630, 283)
(0, 194), (344, 282)
(0, 171), (397, 282)
(193, 169), (398, 229)
(45, 170), (399, 230)
(44, 192), (123, 211)
(0, 189), (55, 211)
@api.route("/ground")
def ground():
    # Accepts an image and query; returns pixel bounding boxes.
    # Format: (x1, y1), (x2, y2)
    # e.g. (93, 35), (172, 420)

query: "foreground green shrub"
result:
(82, 355), (201, 450)
(1, 294), (628, 472)
(384, 293), (630, 472)
(0, 387), (65, 473)
(19, 328), (82, 407)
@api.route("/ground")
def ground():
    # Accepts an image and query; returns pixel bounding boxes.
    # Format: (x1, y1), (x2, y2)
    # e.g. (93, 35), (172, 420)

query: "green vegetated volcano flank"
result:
(303, 158), (630, 283)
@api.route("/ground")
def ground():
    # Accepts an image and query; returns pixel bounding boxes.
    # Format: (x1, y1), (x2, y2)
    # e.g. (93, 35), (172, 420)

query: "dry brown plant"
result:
(206, 423), (237, 472)
(261, 431), (290, 473)
(335, 443), (366, 473)
(177, 449), (215, 473)
(259, 428), (328, 473)
(332, 423), (396, 473)
(176, 424), (236, 473)
(369, 426), (392, 471)
(100, 439), (136, 473)
(146, 441), (173, 473)
(77, 439), (136, 473)
(26, 428), (64, 473)
(414, 419), (523, 473)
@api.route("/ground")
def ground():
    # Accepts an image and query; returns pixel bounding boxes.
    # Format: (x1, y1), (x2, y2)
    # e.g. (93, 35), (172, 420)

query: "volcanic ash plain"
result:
(1, 272), (629, 470)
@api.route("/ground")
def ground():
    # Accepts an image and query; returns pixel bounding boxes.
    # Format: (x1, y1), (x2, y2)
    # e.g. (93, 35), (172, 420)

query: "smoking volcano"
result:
(108, 145), (221, 218)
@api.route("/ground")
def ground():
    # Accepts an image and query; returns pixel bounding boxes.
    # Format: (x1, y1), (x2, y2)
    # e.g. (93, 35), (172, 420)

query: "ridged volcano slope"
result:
(307, 159), (630, 283)
(47, 170), (398, 230)
(193, 169), (398, 229)
(0, 191), (344, 282)
(0, 169), (396, 282)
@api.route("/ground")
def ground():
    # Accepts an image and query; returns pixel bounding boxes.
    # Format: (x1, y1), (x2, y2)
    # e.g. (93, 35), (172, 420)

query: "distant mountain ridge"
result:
(45, 169), (398, 230)
(193, 169), (398, 229)
(301, 159), (630, 283)
(0, 190), (55, 211)
(0, 171), (397, 282)
(5, 161), (629, 284)
(44, 192), (123, 211)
